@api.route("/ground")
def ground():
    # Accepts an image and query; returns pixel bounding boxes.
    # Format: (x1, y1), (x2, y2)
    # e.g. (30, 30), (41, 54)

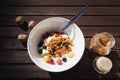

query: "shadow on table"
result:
(49, 48), (120, 79)
(49, 48), (97, 79)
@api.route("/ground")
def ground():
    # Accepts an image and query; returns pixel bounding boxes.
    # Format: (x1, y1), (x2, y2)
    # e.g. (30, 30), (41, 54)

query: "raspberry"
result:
(55, 33), (61, 37)
(49, 58), (55, 65)
(56, 59), (62, 65)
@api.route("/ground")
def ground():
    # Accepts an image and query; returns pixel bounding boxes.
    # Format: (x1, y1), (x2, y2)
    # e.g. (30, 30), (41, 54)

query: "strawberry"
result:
(56, 59), (62, 65)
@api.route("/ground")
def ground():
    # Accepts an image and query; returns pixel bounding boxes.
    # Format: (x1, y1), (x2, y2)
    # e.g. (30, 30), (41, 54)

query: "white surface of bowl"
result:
(27, 17), (85, 72)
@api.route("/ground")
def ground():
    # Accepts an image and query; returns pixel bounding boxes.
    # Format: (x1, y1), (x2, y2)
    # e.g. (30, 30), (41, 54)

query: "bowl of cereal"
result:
(27, 17), (85, 72)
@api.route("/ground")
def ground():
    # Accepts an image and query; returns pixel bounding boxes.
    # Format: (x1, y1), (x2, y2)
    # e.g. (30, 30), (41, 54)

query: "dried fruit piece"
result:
(56, 59), (62, 65)
(68, 47), (72, 51)
(68, 51), (74, 58)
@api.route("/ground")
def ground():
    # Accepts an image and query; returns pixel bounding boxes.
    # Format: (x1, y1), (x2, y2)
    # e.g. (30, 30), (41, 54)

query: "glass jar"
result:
(93, 56), (112, 74)
(89, 32), (115, 55)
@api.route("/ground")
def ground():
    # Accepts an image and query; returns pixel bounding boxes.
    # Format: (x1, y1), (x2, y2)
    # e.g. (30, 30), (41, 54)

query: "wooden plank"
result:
(0, 65), (50, 78)
(0, 38), (26, 49)
(0, 64), (119, 79)
(1, 16), (120, 26)
(0, 50), (119, 64)
(0, 27), (120, 37)
(49, 72), (120, 79)
(0, 27), (30, 37)
(1, 0), (120, 6)
(0, 7), (120, 16)
(0, 50), (32, 63)
(49, 70), (120, 79)
(0, 38), (119, 50)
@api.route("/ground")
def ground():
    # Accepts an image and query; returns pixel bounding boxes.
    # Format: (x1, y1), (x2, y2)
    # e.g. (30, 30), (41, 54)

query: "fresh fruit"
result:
(68, 51), (74, 58)
(43, 55), (50, 62)
(62, 57), (67, 62)
(48, 58), (55, 64)
(57, 51), (62, 57)
(55, 33), (61, 37)
(56, 59), (62, 65)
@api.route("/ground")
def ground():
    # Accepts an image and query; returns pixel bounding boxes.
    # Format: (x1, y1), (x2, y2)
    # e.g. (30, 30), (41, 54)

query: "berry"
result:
(49, 58), (55, 65)
(57, 59), (62, 65)
(57, 51), (62, 57)
(55, 33), (61, 37)
(62, 58), (67, 62)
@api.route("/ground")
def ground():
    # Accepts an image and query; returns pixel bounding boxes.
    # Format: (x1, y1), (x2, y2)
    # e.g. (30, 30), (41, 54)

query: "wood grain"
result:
(0, 7), (120, 16)
(1, 0), (120, 6)
(0, 65), (50, 79)
(0, 26), (120, 37)
(0, 38), (119, 50)
(1, 16), (120, 26)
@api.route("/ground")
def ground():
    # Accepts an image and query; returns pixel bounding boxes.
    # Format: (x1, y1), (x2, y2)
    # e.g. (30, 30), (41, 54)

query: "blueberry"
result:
(43, 45), (46, 49)
(38, 40), (43, 47)
(62, 58), (67, 62)
(38, 47), (43, 54)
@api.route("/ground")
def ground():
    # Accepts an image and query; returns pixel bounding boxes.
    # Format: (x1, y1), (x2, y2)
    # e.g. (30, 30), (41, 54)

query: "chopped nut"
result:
(15, 16), (25, 24)
(28, 20), (37, 29)
(18, 34), (28, 42)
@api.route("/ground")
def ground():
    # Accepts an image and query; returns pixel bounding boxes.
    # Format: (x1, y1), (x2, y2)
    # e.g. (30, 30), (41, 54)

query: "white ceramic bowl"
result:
(27, 17), (85, 72)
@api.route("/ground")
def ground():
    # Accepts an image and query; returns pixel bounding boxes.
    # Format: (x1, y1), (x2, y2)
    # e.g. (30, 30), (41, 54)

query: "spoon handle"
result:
(61, 5), (89, 31)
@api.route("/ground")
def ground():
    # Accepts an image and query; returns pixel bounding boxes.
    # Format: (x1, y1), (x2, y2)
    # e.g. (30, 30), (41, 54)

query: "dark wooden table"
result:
(0, 0), (120, 79)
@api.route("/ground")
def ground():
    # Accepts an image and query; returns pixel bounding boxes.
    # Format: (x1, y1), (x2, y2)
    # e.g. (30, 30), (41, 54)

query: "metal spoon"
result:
(61, 5), (89, 31)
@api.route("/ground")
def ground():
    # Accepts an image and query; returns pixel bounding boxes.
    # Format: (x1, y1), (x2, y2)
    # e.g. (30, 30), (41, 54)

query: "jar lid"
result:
(96, 57), (112, 72)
